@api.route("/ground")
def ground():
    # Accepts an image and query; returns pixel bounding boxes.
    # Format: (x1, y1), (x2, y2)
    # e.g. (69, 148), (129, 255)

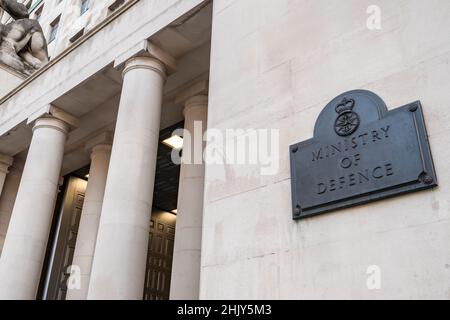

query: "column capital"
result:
(90, 145), (112, 159)
(122, 56), (167, 80)
(114, 40), (177, 74)
(115, 40), (177, 75)
(85, 131), (114, 155)
(27, 104), (79, 131)
(175, 80), (209, 106)
(32, 117), (70, 136)
(183, 95), (208, 117)
(175, 80), (209, 117)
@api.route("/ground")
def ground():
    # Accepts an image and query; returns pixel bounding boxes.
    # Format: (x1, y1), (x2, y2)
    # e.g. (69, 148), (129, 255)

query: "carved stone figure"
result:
(0, 0), (29, 19)
(0, 0), (49, 75)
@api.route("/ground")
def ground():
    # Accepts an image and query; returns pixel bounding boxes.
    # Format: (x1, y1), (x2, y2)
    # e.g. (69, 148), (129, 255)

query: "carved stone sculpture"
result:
(0, 0), (49, 75)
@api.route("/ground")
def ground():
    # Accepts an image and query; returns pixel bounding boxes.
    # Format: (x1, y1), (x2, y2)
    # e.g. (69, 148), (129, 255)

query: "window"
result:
(49, 16), (60, 43)
(69, 28), (84, 43)
(108, 0), (125, 15)
(24, 0), (32, 10)
(34, 5), (44, 21)
(80, 0), (89, 15)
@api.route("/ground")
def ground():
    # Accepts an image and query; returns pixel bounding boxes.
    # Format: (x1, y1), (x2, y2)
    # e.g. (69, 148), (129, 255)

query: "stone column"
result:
(88, 57), (167, 300)
(0, 154), (13, 197)
(66, 140), (112, 300)
(0, 158), (24, 256)
(0, 117), (69, 299)
(170, 90), (208, 300)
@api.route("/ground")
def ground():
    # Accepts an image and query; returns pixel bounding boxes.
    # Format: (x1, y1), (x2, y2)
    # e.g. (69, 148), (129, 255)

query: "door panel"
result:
(143, 209), (176, 300)
(45, 177), (86, 300)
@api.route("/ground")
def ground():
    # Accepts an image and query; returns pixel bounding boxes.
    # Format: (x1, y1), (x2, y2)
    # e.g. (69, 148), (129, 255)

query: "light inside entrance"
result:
(162, 135), (183, 150)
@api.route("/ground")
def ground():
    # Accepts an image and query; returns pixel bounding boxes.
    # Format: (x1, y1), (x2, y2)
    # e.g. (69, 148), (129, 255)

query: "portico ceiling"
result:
(152, 1), (212, 59)
(52, 1), (212, 121)
(52, 67), (123, 118)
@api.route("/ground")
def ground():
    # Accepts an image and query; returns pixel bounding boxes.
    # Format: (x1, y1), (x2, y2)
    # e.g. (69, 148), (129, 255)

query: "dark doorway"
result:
(44, 175), (88, 300)
(143, 209), (176, 300)
(143, 121), (183, 300)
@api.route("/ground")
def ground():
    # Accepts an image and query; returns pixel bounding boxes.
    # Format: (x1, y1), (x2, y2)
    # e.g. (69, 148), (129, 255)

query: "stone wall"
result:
(36, 0), (124, 58)
(201, 0), (450, 299)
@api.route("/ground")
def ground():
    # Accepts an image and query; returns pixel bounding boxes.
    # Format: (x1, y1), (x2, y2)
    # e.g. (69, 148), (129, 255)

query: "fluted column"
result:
(0, 117), (69, 299)
(0, 154), (13, 197)
(170, 94), (208, 300)
(66, 143), (112, 300)
(88, 57), (166, 300)
(0, 158), (23, 256)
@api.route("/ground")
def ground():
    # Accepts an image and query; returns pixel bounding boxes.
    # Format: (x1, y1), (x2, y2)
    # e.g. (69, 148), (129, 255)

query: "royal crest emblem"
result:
(334, 97), (360, 136)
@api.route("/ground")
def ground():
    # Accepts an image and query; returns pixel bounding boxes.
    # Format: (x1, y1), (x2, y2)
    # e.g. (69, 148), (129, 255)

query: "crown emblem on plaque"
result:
(334, 97), (360, 136)
(335, 98), (355, 114)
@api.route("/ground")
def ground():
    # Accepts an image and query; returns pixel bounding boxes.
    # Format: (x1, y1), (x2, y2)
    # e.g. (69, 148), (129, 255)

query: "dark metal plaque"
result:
(290, 90), (437, 220)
